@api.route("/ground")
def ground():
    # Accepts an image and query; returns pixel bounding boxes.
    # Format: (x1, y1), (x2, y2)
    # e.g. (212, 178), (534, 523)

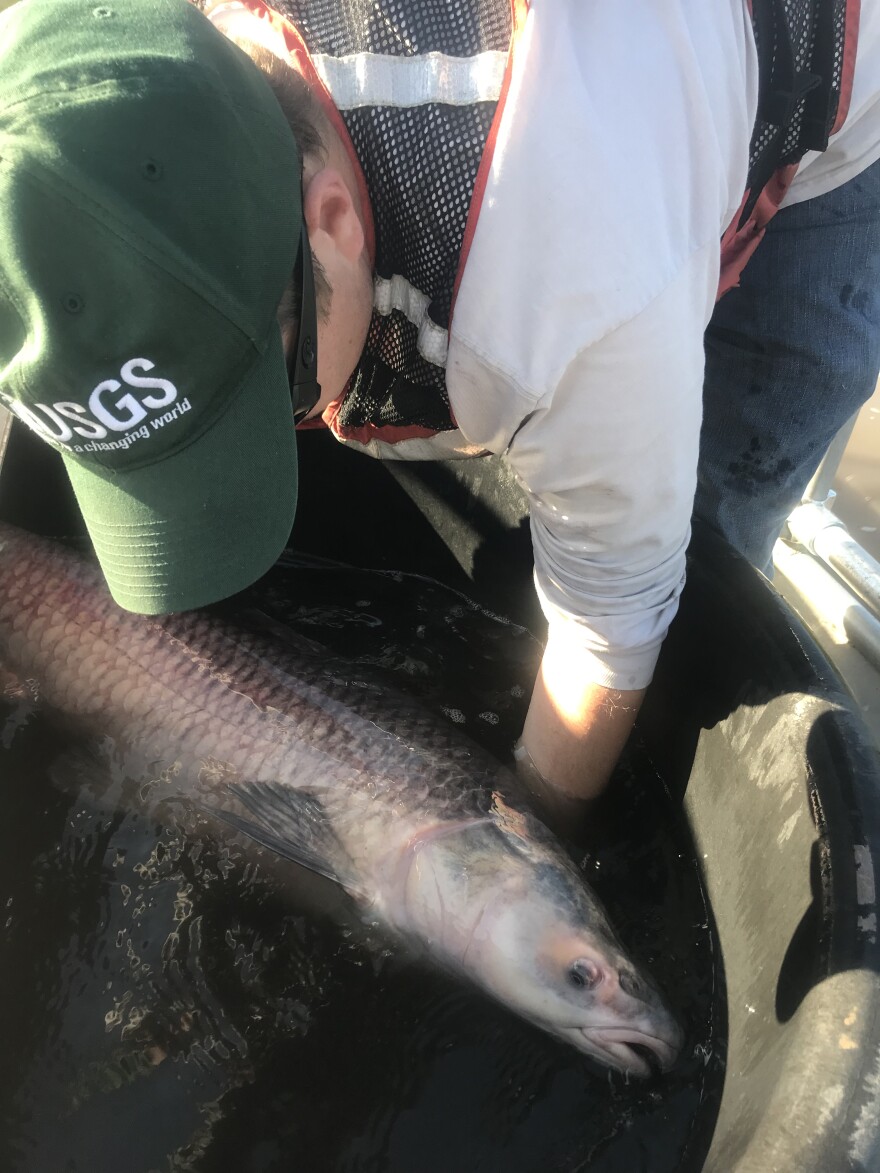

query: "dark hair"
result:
(235, 39), (326, 165)
(202, 6), (333, 327)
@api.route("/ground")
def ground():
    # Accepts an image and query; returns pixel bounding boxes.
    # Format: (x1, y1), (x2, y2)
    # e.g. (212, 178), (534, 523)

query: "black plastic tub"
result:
(3, 421), (880, 1171)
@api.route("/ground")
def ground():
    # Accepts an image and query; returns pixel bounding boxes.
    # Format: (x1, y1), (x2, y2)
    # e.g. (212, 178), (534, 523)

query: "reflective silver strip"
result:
(374, 274), (449, 367)
(312, 49), (507, 109)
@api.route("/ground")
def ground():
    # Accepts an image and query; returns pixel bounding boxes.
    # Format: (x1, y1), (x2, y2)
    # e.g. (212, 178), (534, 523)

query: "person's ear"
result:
(303, 168), (365, 263)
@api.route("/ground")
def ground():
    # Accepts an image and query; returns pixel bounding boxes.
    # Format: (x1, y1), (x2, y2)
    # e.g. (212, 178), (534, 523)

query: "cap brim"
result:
(62, 326), (298, 614)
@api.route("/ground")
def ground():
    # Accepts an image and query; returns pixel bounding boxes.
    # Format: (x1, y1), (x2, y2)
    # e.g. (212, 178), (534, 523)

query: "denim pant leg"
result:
(694, 156), (880, 575)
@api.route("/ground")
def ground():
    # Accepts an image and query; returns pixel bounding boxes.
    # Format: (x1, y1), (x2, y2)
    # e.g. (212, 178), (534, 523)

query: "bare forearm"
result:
(520, 637), (645, 806)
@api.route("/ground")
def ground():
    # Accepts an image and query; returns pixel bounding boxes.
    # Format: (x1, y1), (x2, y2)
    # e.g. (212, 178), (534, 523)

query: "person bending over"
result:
(1, 0), (878, 826)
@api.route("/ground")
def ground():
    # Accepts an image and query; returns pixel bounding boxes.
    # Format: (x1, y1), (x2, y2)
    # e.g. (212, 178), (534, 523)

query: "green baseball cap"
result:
(0, 0), (302, 613)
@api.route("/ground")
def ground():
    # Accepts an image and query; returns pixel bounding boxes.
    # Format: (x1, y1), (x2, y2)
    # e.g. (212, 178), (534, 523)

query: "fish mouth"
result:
(576, 1027), (681, 1078)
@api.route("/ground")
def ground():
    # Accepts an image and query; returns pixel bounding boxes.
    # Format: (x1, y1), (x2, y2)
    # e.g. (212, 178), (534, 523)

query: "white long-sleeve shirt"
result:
(445, 0), (880, 690)
(236, 0), (880, 691)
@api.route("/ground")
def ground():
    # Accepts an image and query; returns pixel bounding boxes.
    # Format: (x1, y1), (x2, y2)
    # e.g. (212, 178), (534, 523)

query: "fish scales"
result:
(0, 526), (515, 893)
(0, 521), (684, 1076)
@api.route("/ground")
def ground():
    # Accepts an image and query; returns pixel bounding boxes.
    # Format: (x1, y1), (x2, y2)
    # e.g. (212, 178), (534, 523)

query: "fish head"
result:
(461, 847), (684, 1078)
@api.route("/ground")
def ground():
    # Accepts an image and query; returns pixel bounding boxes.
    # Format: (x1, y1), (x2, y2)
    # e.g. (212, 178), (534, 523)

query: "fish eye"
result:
(568, 958), (601, 990)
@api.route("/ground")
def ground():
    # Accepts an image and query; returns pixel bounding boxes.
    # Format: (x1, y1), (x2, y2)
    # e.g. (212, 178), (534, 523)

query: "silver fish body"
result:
(0, 522), (683, 1076)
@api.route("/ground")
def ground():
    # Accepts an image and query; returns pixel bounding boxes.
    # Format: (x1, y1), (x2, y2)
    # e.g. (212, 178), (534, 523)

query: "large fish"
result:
(0, 521), (683, 1076)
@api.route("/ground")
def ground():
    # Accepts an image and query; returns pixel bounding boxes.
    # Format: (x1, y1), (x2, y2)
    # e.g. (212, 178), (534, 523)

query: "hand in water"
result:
(513, 739), (596, 840)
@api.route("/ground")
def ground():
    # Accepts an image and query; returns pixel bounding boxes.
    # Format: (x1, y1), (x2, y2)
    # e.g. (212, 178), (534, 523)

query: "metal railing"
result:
(0, 405), (11, 472)
(773, 408), (880, 674)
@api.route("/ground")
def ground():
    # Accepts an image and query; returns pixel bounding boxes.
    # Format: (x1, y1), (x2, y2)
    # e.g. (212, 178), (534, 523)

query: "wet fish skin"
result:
(0, 522), (683, 1076)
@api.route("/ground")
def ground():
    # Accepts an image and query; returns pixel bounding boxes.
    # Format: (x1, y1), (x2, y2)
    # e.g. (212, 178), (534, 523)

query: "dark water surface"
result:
(0, 555), (724, 1172)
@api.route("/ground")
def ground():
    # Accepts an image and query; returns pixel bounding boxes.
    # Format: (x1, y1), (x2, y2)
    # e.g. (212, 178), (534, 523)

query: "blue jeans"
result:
(695, 156), (880, 574)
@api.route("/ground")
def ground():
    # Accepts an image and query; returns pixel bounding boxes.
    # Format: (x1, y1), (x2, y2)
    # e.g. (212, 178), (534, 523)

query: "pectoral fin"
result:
(204, 782), (363, 899)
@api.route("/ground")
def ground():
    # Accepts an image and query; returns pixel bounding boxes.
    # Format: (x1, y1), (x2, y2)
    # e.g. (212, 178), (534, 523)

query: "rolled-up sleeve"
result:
(510, 243), (718, 689)
(451, 241), (719, 691)
(443, 0), (753, 691)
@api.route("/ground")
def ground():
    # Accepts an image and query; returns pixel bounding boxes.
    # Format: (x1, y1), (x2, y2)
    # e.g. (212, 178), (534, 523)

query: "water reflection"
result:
(1, 556), (723, 1172)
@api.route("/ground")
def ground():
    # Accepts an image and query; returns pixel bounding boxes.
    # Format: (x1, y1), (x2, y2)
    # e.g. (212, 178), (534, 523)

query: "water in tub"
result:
(0, 546), (723, 1173)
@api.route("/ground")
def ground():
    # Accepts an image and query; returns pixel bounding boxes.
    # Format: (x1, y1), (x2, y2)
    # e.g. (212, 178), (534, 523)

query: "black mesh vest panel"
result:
(270, 0), (513, 437)
(742, 0), (850, 224)
(255, 0), (851, 433)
